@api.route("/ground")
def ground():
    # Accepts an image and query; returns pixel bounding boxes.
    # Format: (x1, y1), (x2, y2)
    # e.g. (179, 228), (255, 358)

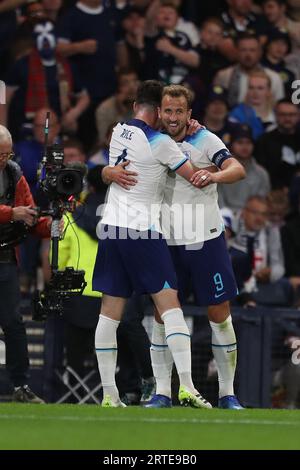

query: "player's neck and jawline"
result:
(172, 126), (188, 143)
(134, 107), (158, 130)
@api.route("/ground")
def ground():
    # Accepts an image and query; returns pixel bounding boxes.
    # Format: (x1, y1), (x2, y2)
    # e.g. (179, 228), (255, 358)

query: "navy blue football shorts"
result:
(92, 225), (178, 297)
(168, 232), (238, 306)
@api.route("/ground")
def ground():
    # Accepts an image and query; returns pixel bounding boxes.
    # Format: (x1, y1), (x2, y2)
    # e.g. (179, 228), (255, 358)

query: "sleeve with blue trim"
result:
(201, 131), (232, 168)
(152, 134), (188, 170)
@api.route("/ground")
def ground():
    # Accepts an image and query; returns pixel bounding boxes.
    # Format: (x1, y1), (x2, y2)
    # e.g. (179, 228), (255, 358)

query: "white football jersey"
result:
(101, 119), (188, 231)
(162, 129), (232, 245)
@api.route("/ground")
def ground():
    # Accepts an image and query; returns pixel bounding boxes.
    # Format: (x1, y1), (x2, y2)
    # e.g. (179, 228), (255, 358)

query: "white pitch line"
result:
(0, 414), (299, 427)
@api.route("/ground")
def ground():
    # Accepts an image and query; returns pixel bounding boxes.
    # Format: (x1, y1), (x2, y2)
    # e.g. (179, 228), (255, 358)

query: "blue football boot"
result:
(218, 395), (244, 409)
(143, 394), (172, 408)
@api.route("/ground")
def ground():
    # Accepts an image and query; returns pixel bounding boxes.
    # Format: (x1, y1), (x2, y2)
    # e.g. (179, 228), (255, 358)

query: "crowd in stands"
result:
(0, 0), (300, 404)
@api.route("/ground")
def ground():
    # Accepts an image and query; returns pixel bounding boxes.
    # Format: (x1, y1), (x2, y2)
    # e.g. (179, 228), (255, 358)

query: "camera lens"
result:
(56, 169), (83, 197)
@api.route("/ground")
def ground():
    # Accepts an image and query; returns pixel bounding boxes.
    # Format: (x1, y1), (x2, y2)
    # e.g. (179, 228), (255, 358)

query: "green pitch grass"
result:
(0, 404), (299, 450)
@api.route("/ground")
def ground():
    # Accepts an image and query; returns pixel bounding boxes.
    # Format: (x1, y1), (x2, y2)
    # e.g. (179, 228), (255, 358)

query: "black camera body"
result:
(32, 116), (87, 320)
(40, 145), (83, 200)
(33, 267), (86, 320)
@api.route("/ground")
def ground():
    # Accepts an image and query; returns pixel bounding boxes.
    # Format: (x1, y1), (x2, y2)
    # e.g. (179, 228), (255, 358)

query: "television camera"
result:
(32, 112), (86, 320)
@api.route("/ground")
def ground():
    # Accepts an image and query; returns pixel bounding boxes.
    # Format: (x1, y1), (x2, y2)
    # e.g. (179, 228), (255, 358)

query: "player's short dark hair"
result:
(135, 80), (164, 108)
(162, 85), (193, 109)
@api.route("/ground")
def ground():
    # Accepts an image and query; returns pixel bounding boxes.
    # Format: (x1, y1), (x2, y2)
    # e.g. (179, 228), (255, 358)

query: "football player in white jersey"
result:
(93, 80), (213, 408)
(107, 84), (246, 408)
(145, 85), (245, 409)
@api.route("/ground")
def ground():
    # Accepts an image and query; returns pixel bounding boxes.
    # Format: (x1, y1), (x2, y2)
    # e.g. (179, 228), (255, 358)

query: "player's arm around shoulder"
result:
(101, 162), (138, 190)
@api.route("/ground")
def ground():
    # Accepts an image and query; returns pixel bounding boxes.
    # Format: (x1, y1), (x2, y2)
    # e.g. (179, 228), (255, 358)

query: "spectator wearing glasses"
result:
(0, 124), (52, 402)
(229, 195), (293, 307)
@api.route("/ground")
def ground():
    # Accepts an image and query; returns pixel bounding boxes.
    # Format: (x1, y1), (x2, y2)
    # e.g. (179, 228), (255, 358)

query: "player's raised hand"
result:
(186, 119), (205, 136)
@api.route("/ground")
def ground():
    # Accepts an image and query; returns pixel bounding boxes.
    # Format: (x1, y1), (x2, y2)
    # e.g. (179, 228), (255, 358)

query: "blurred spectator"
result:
(187, 17), (229, 111)
(281, 177), (300, 306)
(289, 173), (300, 214)
(1, 19), (89, 140)
(262, 28), (295, 98)
(63, 138), (86, 166)
(88, 122), (116, 168)
(14, 108), (60, 199)
(0, 0), (26, 13)
(229, 195), (292, 306)
(218, 124), (271, 211)
(121, 7), (146, 78)
(254, 99), (300, 190)
(0, 0), (24, 77)
(95, 68), (138, 146)
(262, 0), (289, 31)
(56, 0), (126, 101)
(24, 0), (45, 19)
(229, 70), (276, 139)
(286, 0), (300, 53)
(7, 2), (46, 67)
(218, 0), (270, 62)
(202, 87), (238, 146)
(267, 189), (290, 227)
(63, 139), (88, 190)
(282, 0), (300, 78)
(213, 32), (284, 107)
(197, 17), (228, 85)
(143, 1), (200, 84)
(56, 0), (127, 150)
(63, 138), (88, 193)
(41, 0), (63, 22)
(145, 0), (200, 47)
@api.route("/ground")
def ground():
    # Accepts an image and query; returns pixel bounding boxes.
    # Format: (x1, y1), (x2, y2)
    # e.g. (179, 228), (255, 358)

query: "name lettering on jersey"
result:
(120, 128), (134, 140)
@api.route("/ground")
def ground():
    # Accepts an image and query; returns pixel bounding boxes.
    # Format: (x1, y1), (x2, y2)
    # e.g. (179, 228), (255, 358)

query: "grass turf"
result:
(0, 404), (299, 450)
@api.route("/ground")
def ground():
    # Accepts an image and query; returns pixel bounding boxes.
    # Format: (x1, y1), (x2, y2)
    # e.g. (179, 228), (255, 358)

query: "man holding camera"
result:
(0, 124), (51, 403)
